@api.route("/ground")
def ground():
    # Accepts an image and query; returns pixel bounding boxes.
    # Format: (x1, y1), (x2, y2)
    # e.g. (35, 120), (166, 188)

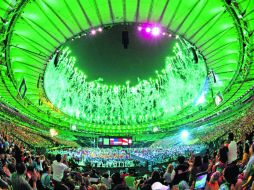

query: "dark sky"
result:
(67, 24), (176, 85)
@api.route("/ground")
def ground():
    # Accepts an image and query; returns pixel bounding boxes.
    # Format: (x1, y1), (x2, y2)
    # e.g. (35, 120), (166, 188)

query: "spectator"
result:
(89, 184), (99, 190)
(241, 143), (250, 166)
(101, 172), (111, 190)
(52, 154), (69, 183)
(163, 164), (175, 186)
(41, 165), (52, 190)
(213, 146), (228, 173)
(227, 132), (238, 164)
(173, 156), (189, 185)
(205, 171), (220, 190)
(243, 143), (254, 180)
(98, 183), (108, 190)
(189, 156), (202, 185)
(112, 172), (123, 190)
(238, 144), (243, 161)
(35, 156), (43, 172)
(135, 179), (144, 190)
(178, 180), (189, 190)
(219, 165), (241, 190)
(125, 169), (136, 190)
(11, 162), (37, 190)
(143, 171), (162, 190)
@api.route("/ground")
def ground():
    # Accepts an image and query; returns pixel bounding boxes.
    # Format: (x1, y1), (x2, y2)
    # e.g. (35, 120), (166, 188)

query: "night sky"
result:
(67, 24), (176, 85)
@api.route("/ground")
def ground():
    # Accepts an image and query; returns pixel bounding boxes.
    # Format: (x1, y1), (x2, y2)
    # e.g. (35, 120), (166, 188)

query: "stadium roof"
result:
(0, 0), (253, 137)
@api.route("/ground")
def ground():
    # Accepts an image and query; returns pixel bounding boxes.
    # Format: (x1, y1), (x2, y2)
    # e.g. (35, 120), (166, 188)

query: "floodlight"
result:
(72, 125), (77, 131)
(50, 128), (58, 137)
(181, 130), (189, 139)
(145, 27), (151, 33)
(91, 29), (96, 35)
(151, 27), (160, 36)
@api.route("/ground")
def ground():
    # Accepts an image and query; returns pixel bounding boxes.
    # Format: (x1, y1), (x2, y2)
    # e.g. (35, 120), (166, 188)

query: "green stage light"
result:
(44, 38), (207, 126)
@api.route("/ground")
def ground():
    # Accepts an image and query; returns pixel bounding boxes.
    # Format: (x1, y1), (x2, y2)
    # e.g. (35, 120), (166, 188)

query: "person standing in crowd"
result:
(212, 146), (228, 173)
(11, 162), (38, 190)
(163, 164), (175, 186)
(205, 171), (220, 190)
(101, 172), (112, 190)
(241, 143), (250, 166)
(52, 154), (70, 184)
(219, 165), (242, 190)
(142, 170), (162, 190)
(243, 143), (254, 180)
(35, 156), (43, 173)
(227, 132), (238, 164)
(189, 156), (202, 185)
(172, 156), (189, 185)
(41, 165), (52, 190)
(111, 172), (123, 190)
(124, 169), (136, 190)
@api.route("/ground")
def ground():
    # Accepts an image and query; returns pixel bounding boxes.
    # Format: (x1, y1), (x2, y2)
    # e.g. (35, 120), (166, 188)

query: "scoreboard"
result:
(98, 137), (132, 147)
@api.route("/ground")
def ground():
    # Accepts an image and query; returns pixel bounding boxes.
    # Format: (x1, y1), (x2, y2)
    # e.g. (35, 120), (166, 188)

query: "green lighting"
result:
(44, 38), (207, 125)
(0, 0), (252, 136)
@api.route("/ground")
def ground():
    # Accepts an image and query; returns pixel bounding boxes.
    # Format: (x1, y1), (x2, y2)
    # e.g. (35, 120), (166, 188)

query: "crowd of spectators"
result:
(1, 123), (52, 147)
(48, 145), (206, 166)
(0, 124), (253, 190)
(0, 105), (253, 189)
(199, 105), (254, 145)
(130, 145), (206, 163)
(0, 121), (78, 148)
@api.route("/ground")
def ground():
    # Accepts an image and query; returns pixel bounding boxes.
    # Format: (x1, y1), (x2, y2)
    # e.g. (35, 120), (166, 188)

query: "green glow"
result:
(44, 38), (207, 125)
(0, 0), (253, 136)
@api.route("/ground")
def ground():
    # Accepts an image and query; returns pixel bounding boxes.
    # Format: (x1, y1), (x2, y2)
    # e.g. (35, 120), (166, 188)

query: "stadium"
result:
(0, 0), (253, 189)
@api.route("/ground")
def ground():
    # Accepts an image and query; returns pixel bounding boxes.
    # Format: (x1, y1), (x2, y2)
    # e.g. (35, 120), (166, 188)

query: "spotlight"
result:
(50, 128), (58, 137)
(181, 130), (189, 139)
(145, 27), (151, 33)
(138, 26), (142, 31)
(153, 126), (159, 133)
(71, 125), (77, 131)
(91, 29), (96, 35)
(151, 27), (160, 36)
(98, 27), (103, 32)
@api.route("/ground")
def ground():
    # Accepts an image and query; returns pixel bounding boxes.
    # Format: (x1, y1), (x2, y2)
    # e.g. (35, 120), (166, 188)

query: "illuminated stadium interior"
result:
(0, 0), (253, 143)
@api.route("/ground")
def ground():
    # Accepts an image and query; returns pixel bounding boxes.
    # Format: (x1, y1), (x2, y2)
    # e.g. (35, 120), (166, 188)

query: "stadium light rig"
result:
(137, 24), (171, 38)
(181, 130), (189, 139)
(50, 128), (58, 137)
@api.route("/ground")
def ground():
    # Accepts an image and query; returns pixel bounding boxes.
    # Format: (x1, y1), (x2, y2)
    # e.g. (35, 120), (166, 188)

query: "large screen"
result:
(98, 137), (132, 147)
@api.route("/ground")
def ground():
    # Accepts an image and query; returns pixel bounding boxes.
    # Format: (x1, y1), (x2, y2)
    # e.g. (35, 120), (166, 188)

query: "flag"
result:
(122, 138), (128, 145)
(110, 138), (122, 145)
